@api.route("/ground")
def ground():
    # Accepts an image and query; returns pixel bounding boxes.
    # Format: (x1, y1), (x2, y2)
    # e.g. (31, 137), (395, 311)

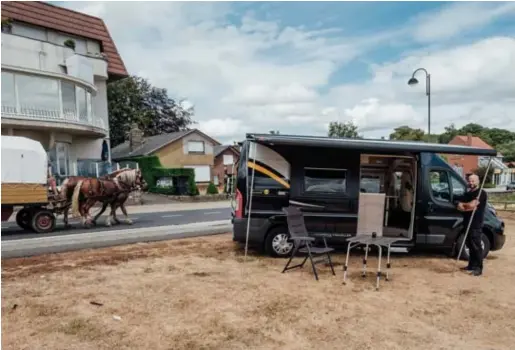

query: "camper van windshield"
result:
(304, 167), (347, 194)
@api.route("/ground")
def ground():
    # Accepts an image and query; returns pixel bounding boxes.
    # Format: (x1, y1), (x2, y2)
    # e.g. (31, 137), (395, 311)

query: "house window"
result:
(1, 72), (16, 112)
(188, 141), (205, 154)
(48, 142), (71, 177)
(16, 74), (60, 116)
(304, 167), (347, 195)
(11, 22), (47, 41)
(77, 86), (88, 122)
(61, 81), (76, 117)
(223, 154), (234, 165)
(184, 165), (211, 182)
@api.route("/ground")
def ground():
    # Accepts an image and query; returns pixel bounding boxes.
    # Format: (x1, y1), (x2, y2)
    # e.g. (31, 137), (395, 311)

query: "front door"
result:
(417, 167), (467, 248)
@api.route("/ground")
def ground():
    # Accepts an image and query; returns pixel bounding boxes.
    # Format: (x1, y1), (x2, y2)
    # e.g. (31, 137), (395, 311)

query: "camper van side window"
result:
(304, 168), (347, 195)
(429, 170), (451, 202)
(247, 168), (288, 190)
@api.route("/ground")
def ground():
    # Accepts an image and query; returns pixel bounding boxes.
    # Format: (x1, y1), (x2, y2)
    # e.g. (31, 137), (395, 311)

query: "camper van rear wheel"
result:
(456, 232), (490, 261)
(31, 209), (56, 234)
(16, 208), (32, 230)
(265, 227), (294, 258)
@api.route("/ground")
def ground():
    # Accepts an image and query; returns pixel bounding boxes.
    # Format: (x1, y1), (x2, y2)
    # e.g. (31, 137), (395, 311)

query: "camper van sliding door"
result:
(293, 164), (359, 242)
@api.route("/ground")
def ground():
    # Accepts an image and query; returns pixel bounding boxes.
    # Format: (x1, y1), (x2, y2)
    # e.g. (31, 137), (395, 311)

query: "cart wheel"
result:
(31, 209), (56, 234)
(16, 208), (32, 230)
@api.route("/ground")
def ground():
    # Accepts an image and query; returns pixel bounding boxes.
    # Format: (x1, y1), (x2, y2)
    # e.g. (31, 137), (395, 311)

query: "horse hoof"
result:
(105, 222), (111, 227)
(91, 221), (97, 226)
(64, 224), (72, 229)
(126, 220), (133, 225)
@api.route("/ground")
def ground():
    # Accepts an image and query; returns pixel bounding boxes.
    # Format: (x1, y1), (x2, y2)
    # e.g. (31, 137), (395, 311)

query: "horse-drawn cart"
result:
(1, 136), (67, 233)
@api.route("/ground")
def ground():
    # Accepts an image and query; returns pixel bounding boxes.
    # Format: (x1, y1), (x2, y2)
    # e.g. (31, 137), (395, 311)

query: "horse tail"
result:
(71, 180), (84, 217)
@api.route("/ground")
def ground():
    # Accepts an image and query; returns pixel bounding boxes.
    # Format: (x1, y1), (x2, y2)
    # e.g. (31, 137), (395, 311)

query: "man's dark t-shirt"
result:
(462, 188), (488, 229)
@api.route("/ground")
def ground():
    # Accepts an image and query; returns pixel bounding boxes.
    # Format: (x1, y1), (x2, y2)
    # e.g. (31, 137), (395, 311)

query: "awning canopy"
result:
(246, 133), (497, 157)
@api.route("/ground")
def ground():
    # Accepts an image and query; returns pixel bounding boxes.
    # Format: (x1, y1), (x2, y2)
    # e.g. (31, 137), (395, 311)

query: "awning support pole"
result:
(453, 156), (493, 274)
(244, 142), (256, 262)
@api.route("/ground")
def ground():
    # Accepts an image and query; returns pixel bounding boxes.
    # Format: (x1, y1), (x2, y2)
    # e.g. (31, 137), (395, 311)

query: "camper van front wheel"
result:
(265, 227), (294, 258)
(456, 232), (490, 261)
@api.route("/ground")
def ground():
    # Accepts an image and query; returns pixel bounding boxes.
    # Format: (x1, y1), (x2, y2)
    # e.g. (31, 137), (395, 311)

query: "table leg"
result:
(386, 244), (391, 282)
(343, 241), (353, 285)
(376, 245), (382, 291)
(362, 244), (369, 277)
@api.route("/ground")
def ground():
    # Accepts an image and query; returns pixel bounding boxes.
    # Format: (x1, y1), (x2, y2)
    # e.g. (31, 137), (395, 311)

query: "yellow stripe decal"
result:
(247, 161), (290, 189)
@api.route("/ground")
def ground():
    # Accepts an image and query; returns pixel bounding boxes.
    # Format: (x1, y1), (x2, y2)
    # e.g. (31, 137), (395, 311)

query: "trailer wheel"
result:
(31, 209), (56, 234)
(16, 208), (32, 230)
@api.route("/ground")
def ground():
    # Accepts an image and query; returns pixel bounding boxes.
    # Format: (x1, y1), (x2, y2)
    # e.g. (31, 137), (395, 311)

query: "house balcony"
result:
(1, 105), (107, 137)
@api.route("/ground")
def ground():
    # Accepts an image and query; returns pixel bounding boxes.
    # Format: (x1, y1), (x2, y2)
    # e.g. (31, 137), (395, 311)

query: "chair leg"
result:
(282, 244), (299, 273)
(343, 241), (353, 285)
(362, 244), (369, 278)
(376, 245), (383, 291)
(306, 246), (319, 281)
(327, 252), (336, 276)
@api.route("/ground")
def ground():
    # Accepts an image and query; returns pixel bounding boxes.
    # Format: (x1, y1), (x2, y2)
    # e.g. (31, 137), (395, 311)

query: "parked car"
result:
(507, 182), (515, 191)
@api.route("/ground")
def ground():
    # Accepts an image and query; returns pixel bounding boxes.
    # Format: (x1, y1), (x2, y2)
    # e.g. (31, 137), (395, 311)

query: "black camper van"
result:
(232, 133), (506, 260)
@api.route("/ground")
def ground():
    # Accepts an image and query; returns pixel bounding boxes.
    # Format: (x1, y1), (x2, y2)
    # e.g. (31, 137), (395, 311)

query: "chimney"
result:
(467, 133), (472, 146)
(129, 123), (144, 152)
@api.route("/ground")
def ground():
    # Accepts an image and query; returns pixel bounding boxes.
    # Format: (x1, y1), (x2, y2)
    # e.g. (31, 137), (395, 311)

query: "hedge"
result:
(132, 155), (198, 195)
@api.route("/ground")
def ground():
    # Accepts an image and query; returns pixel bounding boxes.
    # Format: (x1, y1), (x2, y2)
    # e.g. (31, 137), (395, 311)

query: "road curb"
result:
(2, 220), (232, 259)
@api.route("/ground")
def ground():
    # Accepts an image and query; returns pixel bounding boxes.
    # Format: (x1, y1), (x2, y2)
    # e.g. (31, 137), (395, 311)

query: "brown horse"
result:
(92, 168), (147, 226)
(69, 168), (146, 227)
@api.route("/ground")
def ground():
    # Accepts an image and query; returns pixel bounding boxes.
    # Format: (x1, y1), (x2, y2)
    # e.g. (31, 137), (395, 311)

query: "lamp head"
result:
(407, 77), (419, 86)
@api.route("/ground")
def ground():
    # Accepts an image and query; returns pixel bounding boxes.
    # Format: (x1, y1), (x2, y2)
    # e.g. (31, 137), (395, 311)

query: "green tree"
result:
(498, 141), (515, 162)
(389, 126), (425, 141)
(438, 123), (459, 144)
(107, 75), (194, 147)
(328, 121), (360, 138)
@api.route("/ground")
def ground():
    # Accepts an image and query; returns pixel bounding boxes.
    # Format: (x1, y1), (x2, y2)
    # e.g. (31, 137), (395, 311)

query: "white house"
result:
(1, 1), (128, 182)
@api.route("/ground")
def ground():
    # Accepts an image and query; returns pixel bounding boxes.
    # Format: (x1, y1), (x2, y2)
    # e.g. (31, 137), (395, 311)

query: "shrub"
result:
(206, 182), (219, 195)
(131, 155), (198, 196)
(63, 39), (76, 50)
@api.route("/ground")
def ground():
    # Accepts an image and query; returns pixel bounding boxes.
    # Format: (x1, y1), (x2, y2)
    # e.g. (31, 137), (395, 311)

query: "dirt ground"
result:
(2, 216), (515, 350)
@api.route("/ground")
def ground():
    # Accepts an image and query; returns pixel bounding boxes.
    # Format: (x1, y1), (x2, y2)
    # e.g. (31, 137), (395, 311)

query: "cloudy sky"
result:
(59, 1), (515, 144)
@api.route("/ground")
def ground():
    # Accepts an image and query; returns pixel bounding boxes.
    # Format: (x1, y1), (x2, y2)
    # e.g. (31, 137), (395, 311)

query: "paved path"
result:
(2, 207), (232, 241)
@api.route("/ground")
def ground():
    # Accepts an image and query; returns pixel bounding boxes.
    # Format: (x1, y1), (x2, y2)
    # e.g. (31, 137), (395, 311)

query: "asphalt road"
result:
(1, 207), (232, 241)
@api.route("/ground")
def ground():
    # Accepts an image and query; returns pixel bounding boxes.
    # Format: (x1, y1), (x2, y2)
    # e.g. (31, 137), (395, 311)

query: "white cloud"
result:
(65, 2), (515, 144)
(411, 2), (515, 43)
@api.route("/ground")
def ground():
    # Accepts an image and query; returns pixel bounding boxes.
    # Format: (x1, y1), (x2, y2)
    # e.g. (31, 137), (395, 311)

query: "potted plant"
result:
(1, 18), (13, 33)
(63, 39), (76, 50)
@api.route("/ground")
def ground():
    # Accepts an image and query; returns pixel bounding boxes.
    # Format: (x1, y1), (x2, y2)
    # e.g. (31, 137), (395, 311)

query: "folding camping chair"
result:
(281, 206), (336, 281)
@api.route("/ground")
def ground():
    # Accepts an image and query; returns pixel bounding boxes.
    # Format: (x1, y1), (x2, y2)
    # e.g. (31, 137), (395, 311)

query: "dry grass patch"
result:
(2, 219), (515, 350)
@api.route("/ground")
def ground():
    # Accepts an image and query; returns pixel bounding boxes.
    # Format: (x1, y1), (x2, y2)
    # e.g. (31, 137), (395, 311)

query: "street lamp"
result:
(408, 68), (431, 138)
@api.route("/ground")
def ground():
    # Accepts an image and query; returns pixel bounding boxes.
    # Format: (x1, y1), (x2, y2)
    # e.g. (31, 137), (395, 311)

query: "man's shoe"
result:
(471, 269), (482, 276)
(460, 266), (474, 271)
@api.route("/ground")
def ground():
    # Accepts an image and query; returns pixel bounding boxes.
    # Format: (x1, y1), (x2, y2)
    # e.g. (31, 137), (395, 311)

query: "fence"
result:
(490, 201), (515, 212)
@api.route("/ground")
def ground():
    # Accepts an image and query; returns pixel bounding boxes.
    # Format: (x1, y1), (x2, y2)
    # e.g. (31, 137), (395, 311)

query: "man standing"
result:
(457, 174), (488, 276)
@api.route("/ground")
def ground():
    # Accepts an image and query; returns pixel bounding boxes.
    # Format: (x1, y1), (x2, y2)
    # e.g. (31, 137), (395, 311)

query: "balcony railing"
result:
(1, 104), (107, 131)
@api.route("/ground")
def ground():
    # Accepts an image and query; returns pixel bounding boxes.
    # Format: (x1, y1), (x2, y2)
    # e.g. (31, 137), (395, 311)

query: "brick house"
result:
(447, 134), (494, 177)
(448, 134), (512, 187)
(213, 145), (240, 192)
(111, 125), (222, 193)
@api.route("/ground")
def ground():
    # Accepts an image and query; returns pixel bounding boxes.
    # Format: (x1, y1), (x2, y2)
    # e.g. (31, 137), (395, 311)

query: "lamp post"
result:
(407, 68), (431, 138)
